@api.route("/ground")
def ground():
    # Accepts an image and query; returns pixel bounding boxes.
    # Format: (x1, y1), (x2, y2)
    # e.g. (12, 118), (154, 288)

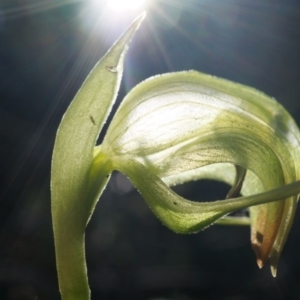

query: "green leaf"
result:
(51, 13), (145, 300)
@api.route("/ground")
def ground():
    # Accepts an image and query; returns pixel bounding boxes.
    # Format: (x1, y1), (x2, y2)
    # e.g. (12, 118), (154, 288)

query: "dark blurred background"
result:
(1, 0), (300, 299)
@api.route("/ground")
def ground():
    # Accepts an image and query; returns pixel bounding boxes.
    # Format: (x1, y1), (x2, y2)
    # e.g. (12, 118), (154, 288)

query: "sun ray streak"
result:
(2, 0), (79, 20)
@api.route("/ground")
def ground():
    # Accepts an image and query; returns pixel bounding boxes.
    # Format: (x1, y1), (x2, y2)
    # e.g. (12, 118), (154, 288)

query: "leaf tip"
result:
(133, 11), (147, 28)
(140, 10), (147, 19)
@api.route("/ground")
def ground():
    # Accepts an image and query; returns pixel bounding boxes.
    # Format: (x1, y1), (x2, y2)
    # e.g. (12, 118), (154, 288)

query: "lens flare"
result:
(107, 0), (145, 11)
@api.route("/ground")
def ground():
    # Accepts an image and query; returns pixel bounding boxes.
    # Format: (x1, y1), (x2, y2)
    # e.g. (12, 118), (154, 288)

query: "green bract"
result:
(51, 13), (300, 300)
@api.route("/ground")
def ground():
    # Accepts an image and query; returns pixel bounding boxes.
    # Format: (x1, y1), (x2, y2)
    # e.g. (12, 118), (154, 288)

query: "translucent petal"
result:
(102, 71), (300, 274)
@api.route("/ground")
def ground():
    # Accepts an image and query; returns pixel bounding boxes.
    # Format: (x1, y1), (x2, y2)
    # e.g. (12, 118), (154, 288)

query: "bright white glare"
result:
(107, 0), (145, 11)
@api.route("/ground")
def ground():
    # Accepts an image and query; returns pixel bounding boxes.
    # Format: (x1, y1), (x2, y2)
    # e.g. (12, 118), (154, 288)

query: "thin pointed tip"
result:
(270, 252), (280, 278)
(136, 11), (147, 22)
(129, 11), (146, 33)
(271, 266), (277, 277)
(256, 259), (264, 269)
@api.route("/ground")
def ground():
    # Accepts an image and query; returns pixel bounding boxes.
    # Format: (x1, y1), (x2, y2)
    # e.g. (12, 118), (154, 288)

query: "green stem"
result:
(53, 217), (89, 300)
(52, 154), (112, 300)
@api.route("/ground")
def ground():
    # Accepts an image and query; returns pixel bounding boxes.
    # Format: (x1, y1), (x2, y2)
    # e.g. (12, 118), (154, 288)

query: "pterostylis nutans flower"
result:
(51, 12), (300, 300)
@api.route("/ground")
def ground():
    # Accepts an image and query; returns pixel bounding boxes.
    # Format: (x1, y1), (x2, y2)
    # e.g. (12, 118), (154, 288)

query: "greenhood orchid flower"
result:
(51, 13), (300, 300)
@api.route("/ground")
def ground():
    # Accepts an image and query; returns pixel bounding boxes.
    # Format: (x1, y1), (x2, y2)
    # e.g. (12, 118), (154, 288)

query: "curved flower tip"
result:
(250, 192), (298, 275)
(250, 202), (284, 270)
